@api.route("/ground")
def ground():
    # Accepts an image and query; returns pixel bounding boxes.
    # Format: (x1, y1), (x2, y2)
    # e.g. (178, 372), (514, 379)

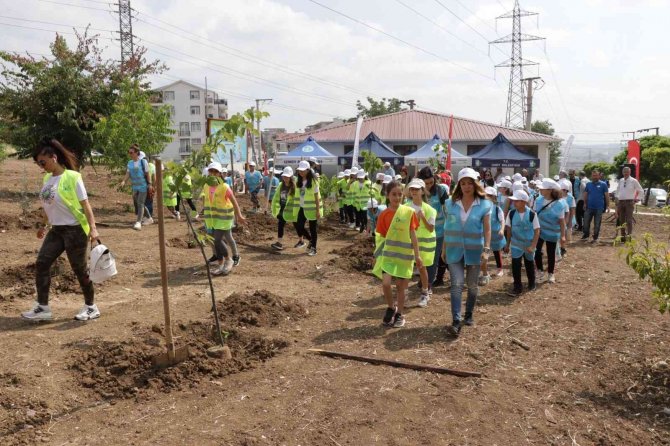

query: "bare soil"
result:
(0, 159), (669, 445)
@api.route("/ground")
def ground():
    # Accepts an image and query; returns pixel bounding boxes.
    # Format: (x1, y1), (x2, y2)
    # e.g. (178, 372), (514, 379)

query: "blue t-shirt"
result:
(224, 177), (233, 188)
(585, 180), (608, 210)
(245, 170), (263, 192)
(264, 175), (280, 200)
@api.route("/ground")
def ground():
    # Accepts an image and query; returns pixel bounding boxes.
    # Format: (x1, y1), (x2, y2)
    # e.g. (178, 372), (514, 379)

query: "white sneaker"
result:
(193, 213), (200, 221)
(222, 258), (234, 274)
(547, 273), (556, 283)
(478, 274), (491, 286)
(175, 212), (181, 221)
(211, 264), (229, 276)
(22, 302), (52, 321)
(418, 293), (430, 308)
(74, 304), (100, 321)
(142, 217), (154, 225)
(537, 271), (546, 282)
(495, 268), (504, 277)
(348, 223), (355, 229)
(133, 222), (142, 230)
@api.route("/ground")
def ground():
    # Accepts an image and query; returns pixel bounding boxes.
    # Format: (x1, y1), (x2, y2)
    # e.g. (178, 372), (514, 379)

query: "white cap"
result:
(337, 172), (345, 179)
(366, 198), (378, 209)
(281, 166), (294, 177)
(538, 178), (561, 191)
(394, 174), (402, 181)
(382, 175), (392, 184)
(343, 169), (351, 176)
(350, 167), (359, 175)
(509, 190), (530, 202)
(504, 175), (512, 181)
(512, 173), (523, 182)
(308, 156), (318, 163)
(558, 178), (572, 191)
(484, 186), (497, 196)
(383, 162), (391, 167)
(297, 160), (310, 171)
(553, 175), (560, 181)
(512, 181), (524, 192)
(207, 162), (223, 173)
(249, 160), (256, 167)
(497, 179), (512, 189)
(457, 167), (478, 182)
(273, 168), (283, 175)
(375, 172), (385, 181)
(408, 178), (425, 189)
(356, 170), (366, 179)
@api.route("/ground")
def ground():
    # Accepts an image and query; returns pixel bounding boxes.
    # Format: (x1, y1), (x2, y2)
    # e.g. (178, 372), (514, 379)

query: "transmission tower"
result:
(117, 0), (134, 66)
(490, 0), (544, 128)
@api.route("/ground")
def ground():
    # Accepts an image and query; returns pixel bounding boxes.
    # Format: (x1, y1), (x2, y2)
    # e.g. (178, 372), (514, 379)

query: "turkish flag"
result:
(446, 114), (453, 171)
(627, 140), (640, 178)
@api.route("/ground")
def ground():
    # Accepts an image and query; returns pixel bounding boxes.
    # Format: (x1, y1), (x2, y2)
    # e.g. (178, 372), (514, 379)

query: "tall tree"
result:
(530, 120), (560, 174)
(355, 97), (407, 118)
(612, 135), (670, 187)
(0, 29), (163, 160)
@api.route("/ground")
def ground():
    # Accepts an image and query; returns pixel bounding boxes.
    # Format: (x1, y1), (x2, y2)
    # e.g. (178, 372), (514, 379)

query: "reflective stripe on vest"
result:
(271, 182), (299, 223)
(43, 170), (90, 236)
(204, 183), (234, 230)
(443, 198), (491, 266)
(414, 201), (437, 266)
(373, 205), (416, 279)
(299, 182), (321, 221)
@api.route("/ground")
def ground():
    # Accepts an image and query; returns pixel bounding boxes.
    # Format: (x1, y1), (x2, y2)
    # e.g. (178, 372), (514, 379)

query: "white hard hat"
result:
(497, 179), (512, 189)
(207, 162), (223, 173)
(248, 160), (256, 167)
(356, 170), (366, 179)
(408, 178), (425, 189)
(509, 190), (529, 202)
(337, 172), (345, 179)
(484, 186), (497, 196)
(382, 175), (392, 185)
(457, 167), (478, 183)
(343, 169), (351, 176)
(281, 166), (294, 177)
(366, 198), (378, 209)
(297, 160), (310, 171)
(539, 178), (561, 191)
(375, 172), (385, 181)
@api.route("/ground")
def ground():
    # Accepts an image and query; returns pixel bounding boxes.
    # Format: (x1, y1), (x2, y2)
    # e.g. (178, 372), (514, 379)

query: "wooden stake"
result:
(307, 348), (481, 378)
(510, 337), (530, 351)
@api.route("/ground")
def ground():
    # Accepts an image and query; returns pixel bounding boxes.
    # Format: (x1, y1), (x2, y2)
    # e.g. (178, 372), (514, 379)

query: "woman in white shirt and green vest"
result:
(22, 139), (100, 321)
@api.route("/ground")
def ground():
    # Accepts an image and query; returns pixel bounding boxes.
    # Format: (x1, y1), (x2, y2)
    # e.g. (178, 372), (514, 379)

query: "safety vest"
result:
(373, 205), (416, 279)
(180, 175), (193, 199)
(270, 182), (298, 223)
(490, 204), (506, 251)
(371, 183), (382, 202)
(535, 196), (563, 242)
(42, 170), (90, 236)
(127, 159), (148, 192)
(162, 174), (177, 206)
(204, 183), (235, 230)
(413, 201), (437, 267)
(354, 180), (371, 211)
(298, 181), (321, 221)
(336, 178), (348, 207)
(345, 179), (356, 206)
(427, 184), (448, 238)
(509, 207), (535, 260)
(444, 198), (492, 265)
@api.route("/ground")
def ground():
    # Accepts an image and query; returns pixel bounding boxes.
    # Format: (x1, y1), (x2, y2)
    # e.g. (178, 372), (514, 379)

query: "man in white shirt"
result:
(615, 167), (644, 240)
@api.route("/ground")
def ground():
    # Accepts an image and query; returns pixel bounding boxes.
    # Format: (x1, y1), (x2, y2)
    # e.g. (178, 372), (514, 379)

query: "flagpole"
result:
(446, 114), (453, 171)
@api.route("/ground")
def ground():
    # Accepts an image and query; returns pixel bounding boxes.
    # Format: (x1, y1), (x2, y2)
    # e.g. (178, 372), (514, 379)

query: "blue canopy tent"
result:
(337, 132), (404, 167)
(404, 134), (470, 167)
(276, 136), (337, 166)
(471, 133), (540, 169)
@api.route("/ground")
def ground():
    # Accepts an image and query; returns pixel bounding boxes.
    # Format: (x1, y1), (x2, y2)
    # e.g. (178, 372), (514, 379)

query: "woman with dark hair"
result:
(533, 179), (567, 284)
(417, 166), (449, 289)
(399, 165), (410, 185)
(22, 139), (100, 321)
(271, 166), (298, 250)
(120, 144), (153, 230)
(483, 170), (495, 187)
(442, 168), (492, 336)
(294, 160), (322, 256)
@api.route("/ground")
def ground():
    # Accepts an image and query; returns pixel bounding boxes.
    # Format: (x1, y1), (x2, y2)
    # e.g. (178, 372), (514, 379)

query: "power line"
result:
(0, 14), (115, 34)
(452, 0), (499, 35)
(432, 0), (501, 50)
(305, 0), (494, 80)
(36, 0), (112, 12)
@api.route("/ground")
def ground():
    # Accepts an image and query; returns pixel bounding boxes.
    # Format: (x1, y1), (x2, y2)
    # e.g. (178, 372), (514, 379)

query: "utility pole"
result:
(522, 76), (543, 130)
(254, 98), (272, 169)
(490, 0), (544, 128)
(117, 0), (134, 69)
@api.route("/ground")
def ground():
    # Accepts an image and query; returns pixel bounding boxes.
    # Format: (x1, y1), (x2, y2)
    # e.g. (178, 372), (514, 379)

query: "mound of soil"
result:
(217, 290), (307, 328)
(0, 372), (51, 444)
(232, 211), (277, 243)
(0, 257), (79, 301)
(328, 236), (375, 272)
(166, 236), (197, 249)
(69, 321), (289, 401)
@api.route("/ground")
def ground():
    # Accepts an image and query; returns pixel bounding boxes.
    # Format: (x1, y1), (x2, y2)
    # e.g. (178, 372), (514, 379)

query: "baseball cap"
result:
(512, 173), (523, 182)
(497, 179), (512, 189)
(558, 179), (572, 191)
(350, 167), (359, 175)
(281, 166), (294, 177)
(343, 169), (351, 176)
(382, 175), (392, 185)
(297, 160), (310, 171)
(484, 186), (497, 196)
(273, 168), (282, 175)
(408, 178), (425, 189)
(356, 170), (366, 179)
(248, 161), (256, 167)
(207, 162), (223, 173)
(512, 181), (524, 191)
(337, 172), (345, 179)
(457, 167), (478, 182)
(383, 162), (391, 167)
(375, 172), (385, 181)
(509, 190), (529, 202)
(538, 179), (561, 191)
(394, 174), (402, 181)
(308, 156), (318, 163)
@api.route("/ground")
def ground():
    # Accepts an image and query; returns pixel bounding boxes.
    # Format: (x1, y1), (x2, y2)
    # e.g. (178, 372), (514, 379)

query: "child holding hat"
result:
(504, 190), (540, 296)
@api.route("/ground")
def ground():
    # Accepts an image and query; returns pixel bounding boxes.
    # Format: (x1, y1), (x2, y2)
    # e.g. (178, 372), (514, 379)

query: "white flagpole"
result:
(351, 115), (364, 168)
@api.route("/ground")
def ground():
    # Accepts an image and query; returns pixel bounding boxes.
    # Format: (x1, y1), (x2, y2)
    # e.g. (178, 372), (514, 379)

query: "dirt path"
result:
(1, 159), (668, 445)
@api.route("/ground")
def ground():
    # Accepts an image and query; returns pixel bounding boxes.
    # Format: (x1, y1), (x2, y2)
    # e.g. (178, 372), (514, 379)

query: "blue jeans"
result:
(583, 208), (603, 240)
(426, 235), (444, 286)
(448, 258), (481, 323)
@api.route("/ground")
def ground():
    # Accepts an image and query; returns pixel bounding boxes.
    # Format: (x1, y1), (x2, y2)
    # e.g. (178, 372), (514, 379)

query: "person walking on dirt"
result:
(345, 168), (358, 229)
(581, 170), (610, 243)
(141, 152), (155, 221)
(120, 144), (154, 230)
(373, 180), (422, 328)
(484, 186), (506, 279)
(244, 161), (263, 213)
(417, 166), (450, 288)
(534, 179), (566, 284)
(366, 198), (386, 235)
(353, 170), (371, 233)
(575, 171), (588, 231)
(336, 171), (348, 224)
(162, 165), (180, 220)
(615, 166), (643, 241)
(204, 162), (246, 275)
(176, 173), (198, 220)
(263, 168), (281, 214)
(442, 168), (492, 336)
(271, 167), (298, 251)
(22, 138), (100, 321)
(407, 178), (436, 308)
(504, 190), (539, 296)
(293, 161), (321, 256)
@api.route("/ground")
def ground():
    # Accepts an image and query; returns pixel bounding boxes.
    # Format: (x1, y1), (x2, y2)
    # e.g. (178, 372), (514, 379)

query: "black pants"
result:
(493, 250), (502, 268)
(576, 200), (585, 230)
(36, 225), (94, 306)
(339, 206), (346, 223)
(277, 203), (287, 238)
(176, 194), (197, 213)
(535, 238), (557, 274)
(345, 205), (355, 224)
(357, 209), (368, 233)
(512, 256), (535, 291)
(294, 208), (318, 249)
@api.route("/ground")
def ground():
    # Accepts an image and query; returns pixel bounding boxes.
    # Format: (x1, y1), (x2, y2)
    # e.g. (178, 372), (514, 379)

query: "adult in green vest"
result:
(161, 165), (180, 220)
(271, 166), (299, 251)
(353, 170), (371, 233)
(293, 160), (321, 256)
(336, 171), (347, 224)
(345, 167), (358, 228)
(406, 178), (437, 308)
(22, 139), (100, 321)
(176, 173), (198, 220)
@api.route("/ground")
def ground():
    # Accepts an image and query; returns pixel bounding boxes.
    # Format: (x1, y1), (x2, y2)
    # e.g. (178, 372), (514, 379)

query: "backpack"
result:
(509, 208), (535, 224)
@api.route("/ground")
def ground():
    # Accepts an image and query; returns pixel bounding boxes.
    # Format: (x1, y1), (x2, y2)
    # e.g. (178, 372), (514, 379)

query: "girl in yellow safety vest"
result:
(22, 139), (100, 321)
(270, 166), (298, 251)
(373, 180), (422, 328)
(294, 160), (321, 256)
(406, 178), (436, 308)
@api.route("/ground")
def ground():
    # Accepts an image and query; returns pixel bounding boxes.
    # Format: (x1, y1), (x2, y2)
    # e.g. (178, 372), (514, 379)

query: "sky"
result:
(2, 0), (670, 154)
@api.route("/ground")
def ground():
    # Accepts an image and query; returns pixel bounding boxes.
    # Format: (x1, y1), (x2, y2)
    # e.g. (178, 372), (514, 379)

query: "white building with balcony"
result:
(150, 80), (228, 160)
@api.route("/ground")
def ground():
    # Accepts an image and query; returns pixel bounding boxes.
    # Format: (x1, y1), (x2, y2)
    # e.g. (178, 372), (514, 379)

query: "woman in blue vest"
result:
(120, 144), (153, 230)
(22, 139), (100, 321)
(442, 168), (492, 336)
(484, 186), (506, 279)
(533, 179), (567, 284)
(416, 166), (449, 289)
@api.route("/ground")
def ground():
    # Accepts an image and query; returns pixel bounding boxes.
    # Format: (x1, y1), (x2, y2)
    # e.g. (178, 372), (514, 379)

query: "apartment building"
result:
(151, 80), (228, 160)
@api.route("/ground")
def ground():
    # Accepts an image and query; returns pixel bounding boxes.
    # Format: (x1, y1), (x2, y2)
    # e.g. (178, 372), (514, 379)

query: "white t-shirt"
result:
(299, 182), (319, 208)
(454, 197), (480, 225)
(505, 210), (540, 230)
(40, 174), (88, 226)
(409, 202), (436, 225)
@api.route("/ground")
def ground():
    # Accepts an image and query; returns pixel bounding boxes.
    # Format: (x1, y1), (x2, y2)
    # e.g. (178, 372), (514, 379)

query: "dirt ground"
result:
(1, 158), (669, 445)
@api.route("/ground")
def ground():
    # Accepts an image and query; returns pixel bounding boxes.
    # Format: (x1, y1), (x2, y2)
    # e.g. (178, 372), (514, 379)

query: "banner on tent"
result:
(276, 156), (335, 166)
(473, 158), (539, 168)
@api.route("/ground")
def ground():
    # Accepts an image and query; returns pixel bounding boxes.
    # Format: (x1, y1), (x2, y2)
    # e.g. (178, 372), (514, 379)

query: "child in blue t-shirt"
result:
(366, 198), (386, 236)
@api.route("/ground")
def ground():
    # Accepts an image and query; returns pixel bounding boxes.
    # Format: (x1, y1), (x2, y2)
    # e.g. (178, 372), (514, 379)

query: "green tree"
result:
(612, 135), (670, 187)
(355, 97), (407, 118)
(0, 29), (163, 160)
(531, 120), (560, 175)
(93, 79), (174, 173)
(582, 161), (616, 177)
